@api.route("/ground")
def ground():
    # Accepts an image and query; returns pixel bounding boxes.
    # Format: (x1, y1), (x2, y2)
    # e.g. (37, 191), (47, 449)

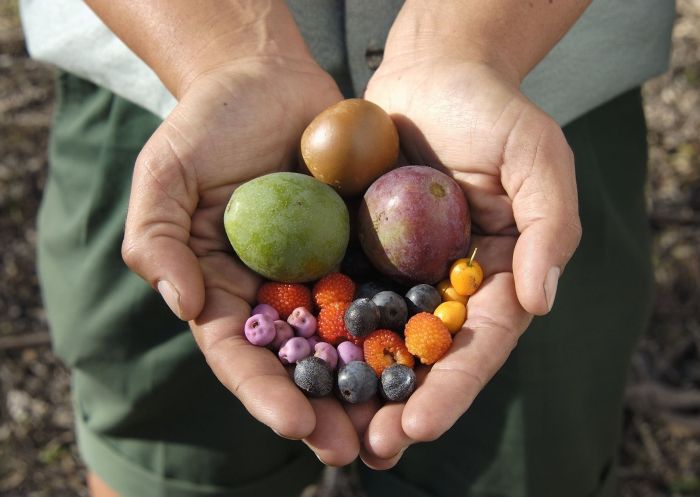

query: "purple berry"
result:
(251, 303), (280, 321)
(287, 306), (317, 337)
(314, 342), (338, 370)
(405, 284), (442, 315)
(269, 320), (294, 350)
(371, 291), (408, 331)
(344, 298), (380, 338)
(306, 335), (321, 349)
(337, 361), (378, 404)
(244, 314), (276, 346)
(337, 341), (363, 367)
(294, 356), (333, 397)
(355, 281), (389, 300)
(278, 336), (311, 365)
(380, 364), (416, 402)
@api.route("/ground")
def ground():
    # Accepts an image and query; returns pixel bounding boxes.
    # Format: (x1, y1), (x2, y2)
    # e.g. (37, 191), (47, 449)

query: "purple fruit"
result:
(337, 361), (378, 404)
(287, 306), (317, 337)
(355, 281), (388, 300)
(380, 363), (416, 402)
(337, 341), (364, 367)
(244, 314), (276, 346)
(405, 284), (442, 315)
(307, 335), (321, 349)
(372, 291), (408, 331)
(294, 356), (334, 397)
(358, 166), (471, 284)
(344, 298), (380, 338)
(269, 320), (294, 350)
(251, 303), (280, 321)
(314, 342), (339, 370)
(278, 336), (311, 365)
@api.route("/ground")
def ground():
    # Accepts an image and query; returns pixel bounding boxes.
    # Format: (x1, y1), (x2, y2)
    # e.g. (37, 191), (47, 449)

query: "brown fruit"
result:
(300, 98), (399, 197)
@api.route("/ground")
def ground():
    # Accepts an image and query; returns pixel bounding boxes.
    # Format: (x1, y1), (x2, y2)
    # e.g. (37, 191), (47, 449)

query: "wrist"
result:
(383, 0), (591, 86)
(86, 0), (316, 98)
(174, 3), (315, 97)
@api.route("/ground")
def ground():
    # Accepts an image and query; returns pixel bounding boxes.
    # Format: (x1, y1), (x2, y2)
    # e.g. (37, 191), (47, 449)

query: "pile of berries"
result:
(244, 250), (484, 404)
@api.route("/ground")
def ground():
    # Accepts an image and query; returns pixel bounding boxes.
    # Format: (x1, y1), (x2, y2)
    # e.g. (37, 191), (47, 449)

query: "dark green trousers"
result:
(37, 72), (652, 497)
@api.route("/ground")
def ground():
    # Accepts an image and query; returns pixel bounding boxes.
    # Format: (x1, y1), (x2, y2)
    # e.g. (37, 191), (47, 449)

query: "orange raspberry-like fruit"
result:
(317, 301), (352, 345)
(312, 272), (356, 308)
(363, 329), (415, 377)
(404, 312), (452, 365)
(257, 282), (312, 319)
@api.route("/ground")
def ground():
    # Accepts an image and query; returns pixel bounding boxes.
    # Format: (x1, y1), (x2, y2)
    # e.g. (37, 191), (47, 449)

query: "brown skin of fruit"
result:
(300, 98), (399, 197)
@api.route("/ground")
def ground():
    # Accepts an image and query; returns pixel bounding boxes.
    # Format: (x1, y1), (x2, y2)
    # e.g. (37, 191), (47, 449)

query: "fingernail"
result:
(544, 267), (561, 312)
(157, 280), (182, 319)
(273, 429), (294, 440)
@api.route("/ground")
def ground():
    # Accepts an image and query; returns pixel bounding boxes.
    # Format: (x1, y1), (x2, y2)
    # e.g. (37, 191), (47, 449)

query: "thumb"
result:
(122, 126), (205, 320)
(502, 112), (582, 315)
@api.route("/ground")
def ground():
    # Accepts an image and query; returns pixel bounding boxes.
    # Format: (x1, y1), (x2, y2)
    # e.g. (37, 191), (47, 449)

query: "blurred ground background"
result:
(1, 1), (699, 496)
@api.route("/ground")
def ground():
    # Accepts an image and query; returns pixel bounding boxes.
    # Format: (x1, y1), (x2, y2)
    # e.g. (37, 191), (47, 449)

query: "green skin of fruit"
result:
(224, 172), (350, 283)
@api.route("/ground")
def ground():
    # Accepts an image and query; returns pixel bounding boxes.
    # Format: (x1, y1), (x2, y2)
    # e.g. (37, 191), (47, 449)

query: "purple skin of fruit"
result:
(269, 320), (294, 350)
(251, 303), (280, 321)
(307, 335), (321, 349)
(358, 165), (471, 284)
(244, 314), (276, 346)
(287, 306), (317, 337)
(278, 336), (312, 365)
(314, 342), (339, 370)
(337, 341), (364, 368)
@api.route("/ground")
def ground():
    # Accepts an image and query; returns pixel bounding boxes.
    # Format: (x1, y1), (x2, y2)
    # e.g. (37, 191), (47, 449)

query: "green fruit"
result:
(224, 172), (350, 282)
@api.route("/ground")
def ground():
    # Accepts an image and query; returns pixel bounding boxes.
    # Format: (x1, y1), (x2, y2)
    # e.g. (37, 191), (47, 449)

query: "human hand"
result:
(352, 54), (582, 468)
(120, 58), (363, 465)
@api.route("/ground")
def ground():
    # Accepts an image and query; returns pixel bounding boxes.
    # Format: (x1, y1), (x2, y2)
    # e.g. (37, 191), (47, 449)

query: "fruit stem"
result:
(468, 247), (478, 267)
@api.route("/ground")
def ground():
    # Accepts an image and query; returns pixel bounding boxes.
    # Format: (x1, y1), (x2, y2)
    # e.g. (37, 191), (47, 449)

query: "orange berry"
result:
(257, 282), (312, 319)
(363, 329), (415, 377)
(433, 301), (467, 334)
(404, 312), (452, 365)
(436, 279), (468, 305)
(312, 272), (356, 308)
(449, 248), (483, 296)
(317, 301), (352, 345)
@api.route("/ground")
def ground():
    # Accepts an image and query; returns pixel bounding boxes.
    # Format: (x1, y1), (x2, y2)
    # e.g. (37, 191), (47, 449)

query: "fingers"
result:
(122, 127), (204, 320)
(359, 399), (412, 470)
(402, 272), (530, 442)
(303, 397), (361, 466)
(501, 111), (582, 315)
(191, 284), (317, 439)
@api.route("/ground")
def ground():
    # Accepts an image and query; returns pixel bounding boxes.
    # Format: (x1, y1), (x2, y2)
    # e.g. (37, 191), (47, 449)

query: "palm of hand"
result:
(122, 61), (363, 464)
(353, 60), (580, 467)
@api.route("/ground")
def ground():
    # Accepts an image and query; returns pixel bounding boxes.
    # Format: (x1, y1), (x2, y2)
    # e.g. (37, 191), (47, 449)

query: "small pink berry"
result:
(314, 342), (338, 370)
(278, 336), (311, 365)
(244, 314), (276, 346)
(251, 303), (280, 321)
(337, 341), (363, 367)
(306, 335), (321, 349)
(287, 306), (317, 337)
(269, 320), (294, 351)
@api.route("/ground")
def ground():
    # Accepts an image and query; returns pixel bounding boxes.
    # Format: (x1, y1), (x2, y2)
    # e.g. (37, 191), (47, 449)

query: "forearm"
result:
(385, 0), (592, 84)
(84, 0), (312, 97)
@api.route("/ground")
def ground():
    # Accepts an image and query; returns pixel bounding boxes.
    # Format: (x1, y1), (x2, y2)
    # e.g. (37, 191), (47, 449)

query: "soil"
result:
(1, 2), (698, 496)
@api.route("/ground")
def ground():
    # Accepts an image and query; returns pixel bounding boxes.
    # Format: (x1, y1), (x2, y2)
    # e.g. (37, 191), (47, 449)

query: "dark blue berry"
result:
(380, 364), (416, 402)
(337, 361), (378, 404)
(372, 290), (408, 331)
(294, 356), (333, 397)
(405, 284), (442, 315)
(355, 281), (389, 300)
(344, 298), (380, 337)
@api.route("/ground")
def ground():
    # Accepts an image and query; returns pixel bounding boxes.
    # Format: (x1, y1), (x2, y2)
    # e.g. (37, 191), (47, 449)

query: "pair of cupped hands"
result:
(120, 34), (581, 468)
